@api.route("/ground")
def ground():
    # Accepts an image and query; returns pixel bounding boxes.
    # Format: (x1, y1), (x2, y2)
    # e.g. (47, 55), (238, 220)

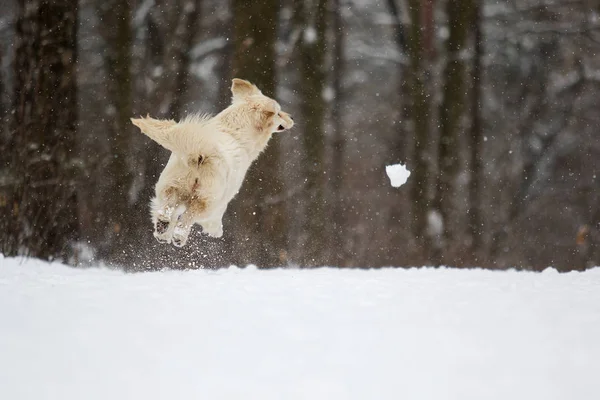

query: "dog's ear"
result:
(231, 78), (259, 100)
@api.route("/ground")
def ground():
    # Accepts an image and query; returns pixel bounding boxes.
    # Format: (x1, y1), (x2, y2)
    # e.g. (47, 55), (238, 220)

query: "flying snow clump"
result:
(386, 163), (411, 188)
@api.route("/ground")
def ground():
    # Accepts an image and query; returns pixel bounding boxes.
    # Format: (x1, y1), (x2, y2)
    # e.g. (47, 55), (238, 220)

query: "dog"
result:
(131, 78), (294, 247)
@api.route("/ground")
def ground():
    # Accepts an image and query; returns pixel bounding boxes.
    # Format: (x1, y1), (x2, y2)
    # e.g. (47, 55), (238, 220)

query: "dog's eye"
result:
(197, 155), (204, 166)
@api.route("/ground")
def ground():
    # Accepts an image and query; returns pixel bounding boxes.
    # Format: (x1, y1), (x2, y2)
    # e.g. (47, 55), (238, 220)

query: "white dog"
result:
(131, 78), (294, 247)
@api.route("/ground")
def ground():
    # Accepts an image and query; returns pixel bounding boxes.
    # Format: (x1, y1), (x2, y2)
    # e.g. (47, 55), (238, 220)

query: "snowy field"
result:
(1, 257), (600, 400)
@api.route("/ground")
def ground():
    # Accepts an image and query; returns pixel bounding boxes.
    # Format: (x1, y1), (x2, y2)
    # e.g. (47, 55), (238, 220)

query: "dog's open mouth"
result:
(277, 124), (285, 132)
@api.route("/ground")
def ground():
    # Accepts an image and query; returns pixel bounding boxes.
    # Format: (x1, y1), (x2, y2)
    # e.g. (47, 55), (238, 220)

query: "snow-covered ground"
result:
(1, 257), (600, 400)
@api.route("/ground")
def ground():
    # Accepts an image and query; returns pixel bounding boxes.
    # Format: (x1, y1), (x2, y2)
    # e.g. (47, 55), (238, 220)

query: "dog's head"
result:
(231, 78), (294, 134)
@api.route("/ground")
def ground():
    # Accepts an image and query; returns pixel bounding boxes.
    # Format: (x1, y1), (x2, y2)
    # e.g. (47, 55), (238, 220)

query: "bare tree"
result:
(168, 0), (203, 119)
(0, 45), (6, 201)
(432, 0), (474, 262)
(230, 0), (288, 267)
(295, 0), (328, 266)
(97, 0), (134, 260)
(468, 0), (484, 262)
(0, 46), (4, 134)
(405, 0), (433, 261)
(329, 0), (346, 266)
(1, 0), (79, 260)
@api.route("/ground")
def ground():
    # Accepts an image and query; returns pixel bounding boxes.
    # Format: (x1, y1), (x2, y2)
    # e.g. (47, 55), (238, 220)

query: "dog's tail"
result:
(131, 114), (213, 155)
(131, 116), (179, 152)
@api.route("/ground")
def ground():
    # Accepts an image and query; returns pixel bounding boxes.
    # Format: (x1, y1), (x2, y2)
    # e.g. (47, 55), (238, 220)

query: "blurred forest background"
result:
(1, 0), (599, 271)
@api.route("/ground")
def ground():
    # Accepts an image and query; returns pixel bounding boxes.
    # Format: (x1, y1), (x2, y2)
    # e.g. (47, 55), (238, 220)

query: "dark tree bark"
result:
(167, 0), (202, 119)
(1, 0), (79, 261)
(385, 0), (416, 266)
(386, 0), (407, 52)
(421, 0), (435, 59)
(0, 46), (4, 135)
(295, 0), (328, 267)
(330, 0), (346, 266)
(406, 0), (432, 259)
(295, 0), (327, 266)
(127, 8), (167, 266)
(97, 0), (134, 260)
(230, 0), (288, 267)
(0, 46), (6, 204)
(386, 0), (410, 163)
(385, 0), (415, 266)
(468, 0), (484, 261)
(432, 0), (473, 263)
(215, 3), (234, 111)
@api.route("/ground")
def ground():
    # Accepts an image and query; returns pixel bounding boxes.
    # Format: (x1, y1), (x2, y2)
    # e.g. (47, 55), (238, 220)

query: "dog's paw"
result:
(171, 226), (190, 248)
(154, 230), (171, 244)
(153, 218), (173, 244)
(172, 235), (186, 247)
(155, 219), (170, 235)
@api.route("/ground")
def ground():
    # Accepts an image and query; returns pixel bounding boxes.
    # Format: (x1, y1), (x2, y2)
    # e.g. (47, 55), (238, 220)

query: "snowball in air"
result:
(386, 163), (411, 188)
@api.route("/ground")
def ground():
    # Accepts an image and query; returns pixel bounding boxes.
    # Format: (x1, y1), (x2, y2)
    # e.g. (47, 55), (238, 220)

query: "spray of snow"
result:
(385, 163), (411, 188)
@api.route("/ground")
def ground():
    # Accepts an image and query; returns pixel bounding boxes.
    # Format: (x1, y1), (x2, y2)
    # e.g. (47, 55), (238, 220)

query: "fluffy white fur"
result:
(131, 78), (294, 247)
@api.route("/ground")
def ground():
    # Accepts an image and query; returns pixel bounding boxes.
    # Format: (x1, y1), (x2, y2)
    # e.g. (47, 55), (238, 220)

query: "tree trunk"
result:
(386, 0), (407, 54)
(97, 0), (134, 261)
(296, 0), (328, 267)
(167, 0), (202, 119)
(385, 0), (414, 265)
(386, 0), (410, 164)
(0, 46), (4, 135)
(0, 46), (6, 208)
(406, 0), (432, 260)
(432, 0), (473, 263)
(421, 0), (435, 59)
(330, 0), (346, 266)
(217, 4), (233, 111)
(387, 0), (409, 165)
(230, 0), (287, 267)
(1, 0), (79, 261)
(468, 0), (484, 262)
